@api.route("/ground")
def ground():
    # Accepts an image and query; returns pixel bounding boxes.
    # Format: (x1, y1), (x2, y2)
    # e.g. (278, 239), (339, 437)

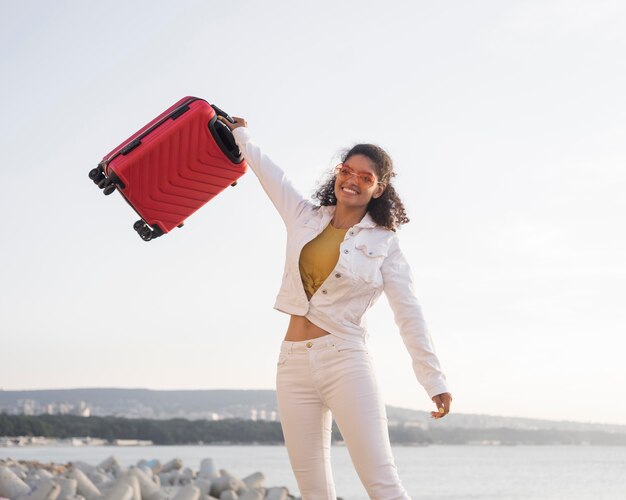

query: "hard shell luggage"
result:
(89, 96), (247, 241)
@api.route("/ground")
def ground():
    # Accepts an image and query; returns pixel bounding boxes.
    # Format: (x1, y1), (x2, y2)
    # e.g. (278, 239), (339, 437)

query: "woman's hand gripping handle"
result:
(217, 115), (247, 130)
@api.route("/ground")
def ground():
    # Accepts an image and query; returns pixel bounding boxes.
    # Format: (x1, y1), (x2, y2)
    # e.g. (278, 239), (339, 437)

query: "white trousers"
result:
(276, 335), (411, 500)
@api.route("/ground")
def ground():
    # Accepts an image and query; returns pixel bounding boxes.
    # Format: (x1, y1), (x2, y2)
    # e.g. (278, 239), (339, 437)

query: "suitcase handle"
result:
(211, 104), (236, 124)
(208, 105), (243, 164)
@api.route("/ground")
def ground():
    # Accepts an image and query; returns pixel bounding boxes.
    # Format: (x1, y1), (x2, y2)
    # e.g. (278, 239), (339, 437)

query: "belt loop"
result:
(288, 342), (293, 354)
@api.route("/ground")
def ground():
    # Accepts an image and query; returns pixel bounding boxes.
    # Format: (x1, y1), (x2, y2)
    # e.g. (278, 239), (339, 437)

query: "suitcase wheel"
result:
(139, 226), (153, 241)
(133, 220), (162, 242)
(92, 172), (105, 184)
(91, 167), (125, 195)
(89, 165), (106, 186)
(134, 220), (153, 241)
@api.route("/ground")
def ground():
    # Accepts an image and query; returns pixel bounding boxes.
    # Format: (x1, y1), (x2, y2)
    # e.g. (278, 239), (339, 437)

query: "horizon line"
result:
(1, 387), (625, 428)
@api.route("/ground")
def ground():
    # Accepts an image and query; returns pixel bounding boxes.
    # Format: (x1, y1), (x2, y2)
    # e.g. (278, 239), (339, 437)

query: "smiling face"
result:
(334, 154), (386, 209)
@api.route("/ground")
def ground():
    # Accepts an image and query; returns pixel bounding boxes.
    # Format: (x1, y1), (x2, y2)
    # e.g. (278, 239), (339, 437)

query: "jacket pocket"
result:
(353, 241), (387, 284)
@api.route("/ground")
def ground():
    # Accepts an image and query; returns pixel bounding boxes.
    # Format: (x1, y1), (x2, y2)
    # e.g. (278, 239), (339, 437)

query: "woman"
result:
(219, 115), (452, 500)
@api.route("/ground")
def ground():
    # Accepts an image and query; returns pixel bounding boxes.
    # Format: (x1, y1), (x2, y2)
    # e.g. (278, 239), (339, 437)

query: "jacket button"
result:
(349, 231), (354, 235)
(343, 249), (349, 254)
(335, 273), (341, 278)
(321, 289), (328, 294)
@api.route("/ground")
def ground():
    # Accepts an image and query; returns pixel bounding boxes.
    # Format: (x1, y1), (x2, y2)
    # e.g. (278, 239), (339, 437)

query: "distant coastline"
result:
(2, 414), (625, 447)
(2, 388), (625, 433)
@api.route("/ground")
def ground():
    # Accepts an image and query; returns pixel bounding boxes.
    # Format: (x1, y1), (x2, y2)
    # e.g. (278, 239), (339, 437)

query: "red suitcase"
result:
(89, 96), (247, 241)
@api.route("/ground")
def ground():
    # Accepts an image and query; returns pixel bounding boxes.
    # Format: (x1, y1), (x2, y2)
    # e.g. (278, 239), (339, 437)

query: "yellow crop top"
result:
(299, 223), (348, 299)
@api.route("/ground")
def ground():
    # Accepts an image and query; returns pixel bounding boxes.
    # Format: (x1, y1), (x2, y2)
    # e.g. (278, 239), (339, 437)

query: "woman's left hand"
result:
(430, 392), (453, 419)
(217, 115), (247, 130)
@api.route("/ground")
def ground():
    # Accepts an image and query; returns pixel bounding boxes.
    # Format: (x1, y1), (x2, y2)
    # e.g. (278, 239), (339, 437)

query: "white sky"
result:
(1, 0), (625, 425)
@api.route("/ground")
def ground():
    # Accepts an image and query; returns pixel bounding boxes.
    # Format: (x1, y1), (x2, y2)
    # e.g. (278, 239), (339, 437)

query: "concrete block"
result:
(55, 477), (78, 499)
(218, 471), (245, 493)
(181, 468), (194, 484)
(0, 466), (32, 498)
(127, 467), (165, 500)
(241, 473), (264, 490)
(209, 476), (237, 498)
(70, 463), (96, 476)
(161, 459), (183, 474)
(67, 468), (101, 499)
(138, 465), (153, 478)
(171, 470), (187, 486)
(172, 484), (201, 500)
(218, 491), (237, 500)
(16, 479), (60, 500)
(93, 481), (114, 496)
(85, 472), (109, 486)
(96, 458), (119, 474)
(144, 460), (162, 475)
(10, 465), (28, 480)
(237, 489), (263, 500)
(193, 478), (212, 496)
(102, 482), (133, 500)
(198, 460), (219, 480)
(113, 475), (140, 500)
(100, 472), (141, 500)
(127, 467), (157, 495)
(36, 470), (55, 480)
(265, 487), (288, 500)
(158, 472), (173, 487)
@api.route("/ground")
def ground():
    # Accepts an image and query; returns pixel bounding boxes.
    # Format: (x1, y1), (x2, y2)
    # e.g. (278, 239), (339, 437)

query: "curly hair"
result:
(311, 144), (410, 231)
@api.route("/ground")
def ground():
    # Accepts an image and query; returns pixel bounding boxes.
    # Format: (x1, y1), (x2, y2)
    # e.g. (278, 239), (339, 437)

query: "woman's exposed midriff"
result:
(285, 315), (330, 341)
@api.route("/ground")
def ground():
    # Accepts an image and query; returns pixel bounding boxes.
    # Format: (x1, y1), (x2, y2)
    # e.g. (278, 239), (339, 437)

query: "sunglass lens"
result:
(360, 174), (375, 186)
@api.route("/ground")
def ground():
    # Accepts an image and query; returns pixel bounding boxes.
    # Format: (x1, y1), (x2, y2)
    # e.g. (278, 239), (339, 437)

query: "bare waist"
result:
(284, 314), (330, 341)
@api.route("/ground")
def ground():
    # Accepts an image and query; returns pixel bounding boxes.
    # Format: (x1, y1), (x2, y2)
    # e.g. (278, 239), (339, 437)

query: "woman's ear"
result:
(373, 183), (387, 199)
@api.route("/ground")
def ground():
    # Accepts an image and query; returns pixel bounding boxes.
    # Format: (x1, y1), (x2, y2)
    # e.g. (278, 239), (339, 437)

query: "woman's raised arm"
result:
(219, 116), (311, 227)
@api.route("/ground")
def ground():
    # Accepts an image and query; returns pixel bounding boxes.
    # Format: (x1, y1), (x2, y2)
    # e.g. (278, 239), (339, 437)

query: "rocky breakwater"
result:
(0, 456), (317, 500)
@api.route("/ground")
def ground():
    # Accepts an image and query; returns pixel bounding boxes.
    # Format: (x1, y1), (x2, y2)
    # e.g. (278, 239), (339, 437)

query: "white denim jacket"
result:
(233, 127), (449, 399)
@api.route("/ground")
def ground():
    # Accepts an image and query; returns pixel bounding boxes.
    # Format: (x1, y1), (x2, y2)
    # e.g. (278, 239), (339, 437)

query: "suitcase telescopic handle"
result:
(211, 104), (236, 124)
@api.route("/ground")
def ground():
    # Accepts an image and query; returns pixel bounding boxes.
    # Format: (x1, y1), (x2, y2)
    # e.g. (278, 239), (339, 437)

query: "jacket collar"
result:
(318, 205), (377, 229)
(355, 211), (377, 229)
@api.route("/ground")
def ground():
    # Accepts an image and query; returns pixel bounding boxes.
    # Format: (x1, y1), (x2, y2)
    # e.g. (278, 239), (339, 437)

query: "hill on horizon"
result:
(1, 388), (624, 433)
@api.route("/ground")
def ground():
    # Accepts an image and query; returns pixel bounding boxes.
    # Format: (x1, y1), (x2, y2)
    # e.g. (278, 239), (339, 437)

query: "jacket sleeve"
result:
(232, 127), (311, 227)
(381, 234), (450, 399)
